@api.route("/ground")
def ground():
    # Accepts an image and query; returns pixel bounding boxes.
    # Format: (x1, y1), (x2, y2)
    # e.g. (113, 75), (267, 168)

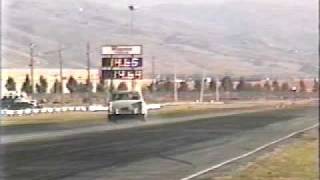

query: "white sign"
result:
(102, 45), (142, 55)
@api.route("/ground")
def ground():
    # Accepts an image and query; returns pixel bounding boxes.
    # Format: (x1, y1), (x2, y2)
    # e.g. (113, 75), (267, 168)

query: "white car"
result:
(108, 91), (148, 121)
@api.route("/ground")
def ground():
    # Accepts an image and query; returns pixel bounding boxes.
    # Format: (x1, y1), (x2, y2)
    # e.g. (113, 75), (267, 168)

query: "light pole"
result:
(151, 56), (156, 92)
(128, 5), (137, 91)
(215, 77), (220, 102)
(86, 42), (91, 89)
(174, 63), (178, 102)
(29, 43), (36, 97)
(78, 7), (93, 105)
(200, 71), (206, 103)
(128, 5), (137, 35)
(58, 45), (64, 106)
(78, 7), (91, 87)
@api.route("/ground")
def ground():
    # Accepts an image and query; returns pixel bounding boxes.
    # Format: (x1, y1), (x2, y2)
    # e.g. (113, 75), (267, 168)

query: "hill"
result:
(2, 0), (318, 77)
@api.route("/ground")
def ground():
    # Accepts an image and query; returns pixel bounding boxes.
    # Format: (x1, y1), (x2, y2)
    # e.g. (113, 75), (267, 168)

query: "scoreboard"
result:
(101, 45), (143, 81)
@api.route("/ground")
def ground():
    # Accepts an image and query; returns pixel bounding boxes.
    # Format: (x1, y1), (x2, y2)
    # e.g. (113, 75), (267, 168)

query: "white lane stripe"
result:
(181, 123), (319, 180)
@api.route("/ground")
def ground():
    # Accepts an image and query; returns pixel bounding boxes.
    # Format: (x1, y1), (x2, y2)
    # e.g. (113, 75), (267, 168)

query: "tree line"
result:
(5, 75), (320, 95)
(147, 76), (319, 93)
(5, 75), (106, 94)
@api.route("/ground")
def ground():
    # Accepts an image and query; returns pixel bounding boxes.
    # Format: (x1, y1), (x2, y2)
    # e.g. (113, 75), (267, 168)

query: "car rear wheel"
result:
(138, 114), (147, 121)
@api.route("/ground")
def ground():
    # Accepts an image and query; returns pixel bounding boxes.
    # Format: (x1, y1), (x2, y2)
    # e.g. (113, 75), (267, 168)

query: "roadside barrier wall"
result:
(0, 104), (163, 117)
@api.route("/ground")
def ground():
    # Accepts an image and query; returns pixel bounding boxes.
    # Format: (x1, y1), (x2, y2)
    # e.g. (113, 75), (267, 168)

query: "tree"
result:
(272, 80), (280, 92)
(209, 79), (216, 91)
(236, 77), (249, 91)
(193, 79), (201, 91)
(281, 82), (290, 92)
(52, 79), (62, 93)
(21, 75), (32, 94)
(221, 76), (233, 92)
(5, 77), (16, 91)
(299, 80), (306, 92)
(117, 82), (128, 91)
(66, 76), (78, 93)
(77, 83), (90, 93)
(163, 81), (174, 91)
(85, 79), (93, 92)
(252, 83), (262, 92)
(147, 82), (158, 92)
(97, 81), (107, 93)
(178, 81), (189, 92)
(75, 79), (93, 93)
(312, 79), (319, 92)
(263, 81), (271, 91)
(36, 75), (48, 94)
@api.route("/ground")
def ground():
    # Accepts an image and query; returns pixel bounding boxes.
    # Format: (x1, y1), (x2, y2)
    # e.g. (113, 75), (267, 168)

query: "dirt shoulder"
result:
(201, 129), (319, 180)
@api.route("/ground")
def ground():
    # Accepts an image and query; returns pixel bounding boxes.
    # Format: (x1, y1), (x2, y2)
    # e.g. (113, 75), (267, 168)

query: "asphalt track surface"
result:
(0, 106), (318, 180)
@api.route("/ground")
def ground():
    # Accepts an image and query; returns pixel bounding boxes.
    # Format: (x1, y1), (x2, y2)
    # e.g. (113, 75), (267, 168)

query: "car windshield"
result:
(112, 92), (140, 101)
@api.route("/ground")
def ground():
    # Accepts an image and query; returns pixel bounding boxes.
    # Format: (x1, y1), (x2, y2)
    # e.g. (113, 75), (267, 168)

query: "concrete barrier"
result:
(67, 107), (75, 111)
(24, 109), (32, 115)
(80, 107), (87, 112)
(32, 109), (40, 114)
(0, 110), (7, 116)
(88, 105), (109, 112)
(0, 103), (162, 117)
(40, 108), (48, 113)
(55, 108), (62, 113)
(62, 107), (68, 112)
(147, 104), (162, 110)
(16, 110), (24, 116)
(47, 108), (54, 113)
(6, 110), (15, 116)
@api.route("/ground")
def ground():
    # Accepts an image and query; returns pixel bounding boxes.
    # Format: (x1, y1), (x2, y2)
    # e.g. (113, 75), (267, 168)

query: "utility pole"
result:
(128, 5), (136, 35)
(173, 63), (178, 102)
(151, 56), (156, 92)
(58, 46), (64, 106)
(86, 42), (92, 105)
(200, 71), (206, 103)
(29, 43), (35, 97)
(215, 77), (220, 102)
(86, 42), (91, 84)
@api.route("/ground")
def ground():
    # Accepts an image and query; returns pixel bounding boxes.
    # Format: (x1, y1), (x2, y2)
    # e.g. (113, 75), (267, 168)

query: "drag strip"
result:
(1, 107), (280, 144)
(0, 106), (318, 180)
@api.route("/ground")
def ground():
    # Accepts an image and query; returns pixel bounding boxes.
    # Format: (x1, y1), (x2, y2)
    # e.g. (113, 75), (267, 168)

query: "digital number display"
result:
(102, 70), (143, 80)
(102, 58), (143, 68)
